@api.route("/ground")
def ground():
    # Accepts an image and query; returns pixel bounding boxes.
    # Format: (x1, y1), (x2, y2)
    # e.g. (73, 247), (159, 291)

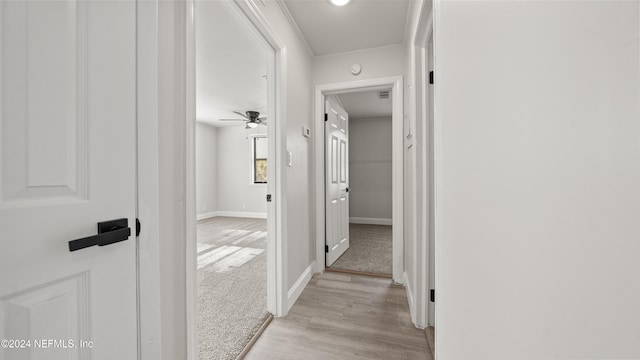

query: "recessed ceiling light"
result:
(329, 0), (351, 6)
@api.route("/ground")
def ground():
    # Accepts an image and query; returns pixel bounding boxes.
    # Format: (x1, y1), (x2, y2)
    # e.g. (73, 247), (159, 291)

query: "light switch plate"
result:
(302, 126), (311, 138)
(287, 151), (293, 167)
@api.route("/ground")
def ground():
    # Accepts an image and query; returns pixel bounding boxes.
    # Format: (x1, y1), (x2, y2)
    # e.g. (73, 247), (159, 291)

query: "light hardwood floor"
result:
(244, 271), (433, 360)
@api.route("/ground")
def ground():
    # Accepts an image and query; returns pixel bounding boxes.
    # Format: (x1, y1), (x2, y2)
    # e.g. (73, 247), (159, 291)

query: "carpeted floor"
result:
(329, 224), (392, 275)
(197, 217), (269, 360)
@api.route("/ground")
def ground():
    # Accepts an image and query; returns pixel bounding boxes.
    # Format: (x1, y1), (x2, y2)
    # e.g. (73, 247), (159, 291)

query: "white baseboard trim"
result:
(349, 217), (393, 226)
(196, 211), (217, 221)
(287, 261), (316, 312)
(215, 211), (267, 219)
(197, 211), (267, 220)
(404, 272), (417, 325)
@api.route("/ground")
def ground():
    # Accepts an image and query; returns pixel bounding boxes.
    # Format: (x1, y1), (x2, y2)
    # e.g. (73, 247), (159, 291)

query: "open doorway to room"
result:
(314, 77), (404, 285)
(194, 1), (273, 359)
(325, 90), (394, 277)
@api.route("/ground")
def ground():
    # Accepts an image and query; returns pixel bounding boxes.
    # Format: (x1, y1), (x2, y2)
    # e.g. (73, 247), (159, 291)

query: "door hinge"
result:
(429, 71), (434, 85)
(266, 194), (272, 202)
(136, 218), (141, 237)
(430, 289), (435, 303)
(324, 113), (328, 122)
(325, 245), (329, 253)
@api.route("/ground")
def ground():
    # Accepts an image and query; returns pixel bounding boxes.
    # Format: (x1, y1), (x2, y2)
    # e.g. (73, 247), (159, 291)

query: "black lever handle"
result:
(69, 218), (131, 252)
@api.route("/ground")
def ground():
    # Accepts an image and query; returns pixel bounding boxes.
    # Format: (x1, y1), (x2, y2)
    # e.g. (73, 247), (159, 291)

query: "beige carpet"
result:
(197, 217), (269, 360)
(329, 224), (392, 275)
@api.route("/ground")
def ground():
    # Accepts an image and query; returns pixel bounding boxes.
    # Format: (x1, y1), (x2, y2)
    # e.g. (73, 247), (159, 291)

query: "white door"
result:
(325, 98), (349, 266)
(0, 1), (137, 359)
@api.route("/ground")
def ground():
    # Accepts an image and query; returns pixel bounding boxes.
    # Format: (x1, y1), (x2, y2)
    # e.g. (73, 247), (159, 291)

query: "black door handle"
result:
(68, 218), (131, 252)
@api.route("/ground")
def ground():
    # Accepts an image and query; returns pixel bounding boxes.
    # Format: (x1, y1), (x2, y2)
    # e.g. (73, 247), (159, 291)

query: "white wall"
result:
(260, 2), (315, 291)
(435, 1), (640, 359)
(349, 117), (392, 223)
(195, 122), (218, 216)
(216, 126), (267, 215)
(312, 45), (405, 84)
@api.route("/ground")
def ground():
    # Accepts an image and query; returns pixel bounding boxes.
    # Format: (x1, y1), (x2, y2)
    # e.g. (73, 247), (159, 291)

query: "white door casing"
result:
(314, 77), (404, 284)
(427, 35), (436, 326)
(0, 1), (137, 359)
(325, 99), (349, 266)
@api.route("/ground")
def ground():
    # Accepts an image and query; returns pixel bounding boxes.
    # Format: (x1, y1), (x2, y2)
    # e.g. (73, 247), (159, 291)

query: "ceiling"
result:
(337, 89), (392, 119)
(196, 1), (268, 127)
(282, 0), (410, 57)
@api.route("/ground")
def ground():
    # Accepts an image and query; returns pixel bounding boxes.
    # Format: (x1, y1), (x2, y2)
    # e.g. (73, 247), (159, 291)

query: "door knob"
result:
(68, 218), (131, 252)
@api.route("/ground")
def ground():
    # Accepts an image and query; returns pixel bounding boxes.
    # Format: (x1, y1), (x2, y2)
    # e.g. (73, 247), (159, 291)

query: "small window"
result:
(253, 136), (267, 184)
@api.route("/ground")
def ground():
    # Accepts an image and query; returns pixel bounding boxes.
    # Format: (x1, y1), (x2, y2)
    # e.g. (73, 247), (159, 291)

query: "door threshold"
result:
(235, 314), (274, 360)
(325, 267), (392, 279)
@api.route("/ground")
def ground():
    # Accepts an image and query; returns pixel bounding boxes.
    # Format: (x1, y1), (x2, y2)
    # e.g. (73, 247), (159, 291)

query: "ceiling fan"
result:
(220, 111), (267, 128)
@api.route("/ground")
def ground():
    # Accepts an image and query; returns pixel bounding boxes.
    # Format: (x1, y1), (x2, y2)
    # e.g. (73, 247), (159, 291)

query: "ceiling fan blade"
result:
(219, 119), (247, 122)
(233, 111), (249, 120)
(258, 117), (267, 121)
(259, 121), (267, 125)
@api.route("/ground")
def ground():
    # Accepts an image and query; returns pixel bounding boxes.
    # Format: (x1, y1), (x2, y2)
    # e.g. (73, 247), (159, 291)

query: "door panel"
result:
(325, 99), (349, 266)
(0, 1), (137, 359)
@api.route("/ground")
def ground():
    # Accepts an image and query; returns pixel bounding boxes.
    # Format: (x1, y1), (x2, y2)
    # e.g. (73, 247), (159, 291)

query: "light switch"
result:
(287, 151), (293, 167)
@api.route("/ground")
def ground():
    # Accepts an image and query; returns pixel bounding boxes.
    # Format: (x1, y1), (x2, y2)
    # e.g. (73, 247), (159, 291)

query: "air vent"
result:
(378, 91), (390, 99)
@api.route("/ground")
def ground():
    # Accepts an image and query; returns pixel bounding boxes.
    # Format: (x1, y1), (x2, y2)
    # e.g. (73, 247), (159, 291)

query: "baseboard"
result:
(349, 217), (392, 226)
(404, 271), (417, 325)
(196, 211), (217, 221)
(198, 211), (267, 220)
(287, 261), (315, 312)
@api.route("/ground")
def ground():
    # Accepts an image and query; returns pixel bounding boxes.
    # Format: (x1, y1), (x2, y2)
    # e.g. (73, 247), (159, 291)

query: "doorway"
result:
(189, 1), (284, 359)
(314, 77), (404, 284)
(324, 90), (394, 277)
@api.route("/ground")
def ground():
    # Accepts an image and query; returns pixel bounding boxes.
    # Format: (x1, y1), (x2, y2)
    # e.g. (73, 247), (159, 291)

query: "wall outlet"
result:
(302, 126), (311, 138)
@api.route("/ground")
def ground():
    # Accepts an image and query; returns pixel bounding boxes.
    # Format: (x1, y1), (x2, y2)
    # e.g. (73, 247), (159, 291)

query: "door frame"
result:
(314, 76), (404, 284)
(408, 1), (435, 329)
(185, 2), (288, 359)
(137, 0), (288, 359)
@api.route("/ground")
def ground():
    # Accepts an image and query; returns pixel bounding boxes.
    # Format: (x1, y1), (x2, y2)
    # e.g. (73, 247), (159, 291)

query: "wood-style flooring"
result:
(244, 271), (433, 360)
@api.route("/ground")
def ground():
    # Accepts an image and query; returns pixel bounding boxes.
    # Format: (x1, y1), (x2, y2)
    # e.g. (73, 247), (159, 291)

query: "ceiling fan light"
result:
(247, 122), (258, 128)
(329, 0), (350, 6)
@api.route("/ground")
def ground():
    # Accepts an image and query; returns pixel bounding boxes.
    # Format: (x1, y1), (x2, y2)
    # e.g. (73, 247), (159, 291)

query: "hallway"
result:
(245, 272), (432, 360)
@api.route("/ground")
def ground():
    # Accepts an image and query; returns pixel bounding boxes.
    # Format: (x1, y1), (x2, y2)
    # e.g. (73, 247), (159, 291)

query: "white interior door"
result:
(325, 98), (349, 266)
(0, 1), (137, 359)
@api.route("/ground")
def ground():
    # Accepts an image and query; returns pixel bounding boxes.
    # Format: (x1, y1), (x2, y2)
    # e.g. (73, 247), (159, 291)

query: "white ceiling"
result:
(196, 1), (268, 127)
(337, 89), (392, 119)
(282, 0), (410, 57)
